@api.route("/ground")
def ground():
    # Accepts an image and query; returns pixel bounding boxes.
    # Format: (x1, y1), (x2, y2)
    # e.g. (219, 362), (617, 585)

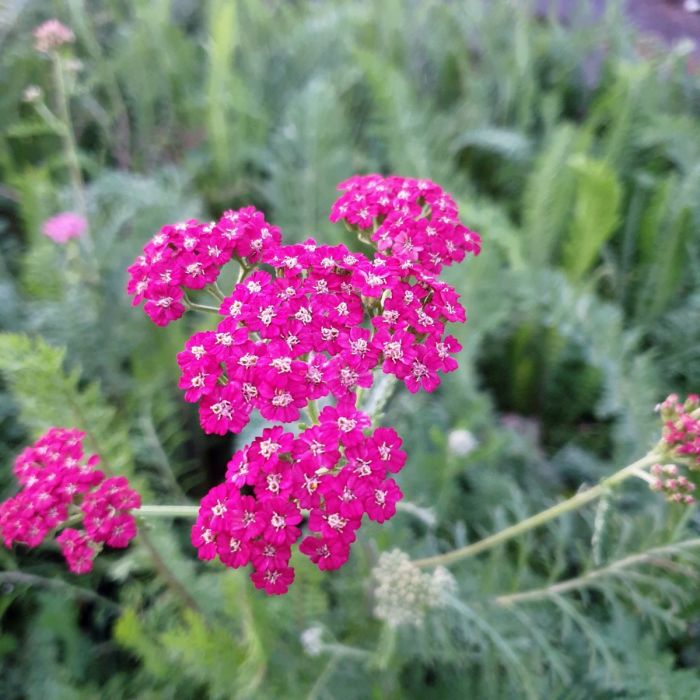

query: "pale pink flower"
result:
(33, 19), (75, 54)
(42, 212), (87, 244)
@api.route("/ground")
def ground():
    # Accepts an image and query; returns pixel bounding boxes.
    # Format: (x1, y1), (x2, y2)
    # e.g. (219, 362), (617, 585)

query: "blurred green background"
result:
(1, 1), (700, 698)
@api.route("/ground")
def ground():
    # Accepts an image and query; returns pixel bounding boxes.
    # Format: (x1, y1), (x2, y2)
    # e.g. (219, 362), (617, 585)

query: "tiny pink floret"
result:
(42, 212), (87, 244)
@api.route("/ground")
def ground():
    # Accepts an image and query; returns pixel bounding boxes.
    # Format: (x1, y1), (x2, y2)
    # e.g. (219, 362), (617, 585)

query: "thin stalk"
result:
(307, 656), (340, 700)
(206, 283), (225, 302)
(52, 54), (93, 252)
(414, 451), (661, 569)
(184, 297), (221, 314)
(137, 504), (199, 519)
(494, 537), (700, 606)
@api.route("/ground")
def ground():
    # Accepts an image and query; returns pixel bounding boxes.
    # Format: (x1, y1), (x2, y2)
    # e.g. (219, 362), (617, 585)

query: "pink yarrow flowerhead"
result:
(191, 414), (407, 595)
(129, 175), (482, 595)
(42, 212), (87, 244)
(0, 427), (141, 574)
(33, 19), (75, 54)
(172, 240), (465, 437)
(330, 174), (481, 274)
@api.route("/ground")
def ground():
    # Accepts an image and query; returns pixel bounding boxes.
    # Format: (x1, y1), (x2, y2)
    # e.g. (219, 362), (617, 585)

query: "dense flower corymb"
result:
(191, 406), (406, 594)
(330, 174), (481, 274)
(126, 208), (281, 326)
(128, 174), (482, 595)
(658, 393), (700, 468)
(0, 427), (140, 573)
(175, 242), (465, 436)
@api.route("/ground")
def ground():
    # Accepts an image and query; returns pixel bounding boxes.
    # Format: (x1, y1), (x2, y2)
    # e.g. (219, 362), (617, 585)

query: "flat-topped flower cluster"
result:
(0, 428), (140, 573)
(330, 174), (480, 273)
(126, 175), (481, 594)
(193, 414), (406, 593)
(176, 242), (464, 436)
(126, 207), (281, 327)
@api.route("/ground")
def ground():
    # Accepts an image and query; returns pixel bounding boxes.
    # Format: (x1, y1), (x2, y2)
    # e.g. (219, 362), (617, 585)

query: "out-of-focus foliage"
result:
(1, 0), (699, 697)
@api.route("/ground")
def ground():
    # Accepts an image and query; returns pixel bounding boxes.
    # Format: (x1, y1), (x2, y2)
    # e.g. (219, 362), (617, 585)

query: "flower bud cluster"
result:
(657, 393), (700, 468)
(0, 428), (140, 573)
(191, 402), (406, 594)
(650, 463), (696, 505)
(372, 549), (455, 627)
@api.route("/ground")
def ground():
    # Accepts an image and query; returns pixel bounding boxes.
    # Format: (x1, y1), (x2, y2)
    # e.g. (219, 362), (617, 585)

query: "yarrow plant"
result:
(5, 168), (699, 608)
(2, 170), (698, 614)
(126, 174), (481, 593)
(0, 428), (140, 573)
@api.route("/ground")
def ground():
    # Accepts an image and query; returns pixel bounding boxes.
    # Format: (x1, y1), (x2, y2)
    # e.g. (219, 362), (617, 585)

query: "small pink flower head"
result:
(0, 427), (141, 574)
(33, 19), (75, 54)
(42, 212), (87, 244)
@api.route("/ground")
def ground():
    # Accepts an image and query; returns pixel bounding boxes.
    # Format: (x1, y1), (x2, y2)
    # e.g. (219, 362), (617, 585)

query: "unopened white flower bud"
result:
(300, 625), (325, 657)
(372, 550), (457, 627)
(23, 85), (42, 103)
(447, 428), (478, 457)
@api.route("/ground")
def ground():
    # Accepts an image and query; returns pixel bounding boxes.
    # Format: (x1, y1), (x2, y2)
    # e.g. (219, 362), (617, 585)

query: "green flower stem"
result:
(306, 399), (320, 425)
(363, 373), (398, 421)
(413, 451), (661, 569)
(136, 505), (199, 519)
(206, 283), (225, 302)
(183, 296), (221, 314)
(52, 54), (93, 253)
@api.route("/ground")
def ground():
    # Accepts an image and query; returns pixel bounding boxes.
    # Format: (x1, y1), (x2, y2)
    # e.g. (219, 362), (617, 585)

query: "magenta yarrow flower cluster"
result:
(128, 175), (481, 594)
(126, 207), (281, 326)
(330, 174), (481, 274)
(0, 428), (140, 573)
(652, 394), (700, 504)
(175, 242), (465, 435)
(193, 414), (406, 594)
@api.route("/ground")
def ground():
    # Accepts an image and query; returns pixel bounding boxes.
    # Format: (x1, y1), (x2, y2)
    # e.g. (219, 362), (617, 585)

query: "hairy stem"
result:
(52, 54), (93, 252)
(494, 537), (700, 606)
(414, 451), (661, 569)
